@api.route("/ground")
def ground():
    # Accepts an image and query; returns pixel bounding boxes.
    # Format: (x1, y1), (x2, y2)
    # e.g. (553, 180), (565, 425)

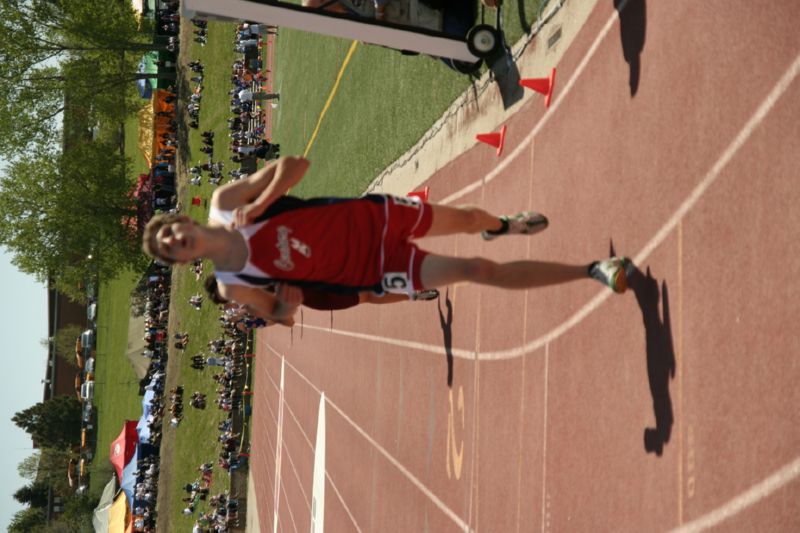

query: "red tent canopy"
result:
(110, 421), (139, 481)
(123, 173), (154, 233)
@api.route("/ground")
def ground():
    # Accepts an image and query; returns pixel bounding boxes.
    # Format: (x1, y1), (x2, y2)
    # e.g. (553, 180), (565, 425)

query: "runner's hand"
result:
(232, 205), (256, 228)
(276, 283), (303, 307)
(277, 316), (295, 327)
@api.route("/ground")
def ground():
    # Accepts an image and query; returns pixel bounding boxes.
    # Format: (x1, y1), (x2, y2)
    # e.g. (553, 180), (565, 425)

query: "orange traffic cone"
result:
(475, 124), (507, 156)
(407, 187), (430, 202)
(519, 68), (557, 108)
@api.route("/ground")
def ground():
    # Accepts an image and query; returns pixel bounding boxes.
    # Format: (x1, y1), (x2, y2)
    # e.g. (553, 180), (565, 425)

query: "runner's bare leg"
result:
(419, 254), (587, 290)
(424, 204), (504, 237)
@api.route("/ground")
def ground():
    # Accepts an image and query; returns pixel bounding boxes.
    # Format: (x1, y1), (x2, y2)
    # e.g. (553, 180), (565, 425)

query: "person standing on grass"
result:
(142, 156), (630, 323)
(237, 88), (279, 103)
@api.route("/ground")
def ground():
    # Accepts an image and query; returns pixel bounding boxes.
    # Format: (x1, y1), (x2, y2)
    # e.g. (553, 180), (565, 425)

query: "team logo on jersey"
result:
(274, 225), (311, 272)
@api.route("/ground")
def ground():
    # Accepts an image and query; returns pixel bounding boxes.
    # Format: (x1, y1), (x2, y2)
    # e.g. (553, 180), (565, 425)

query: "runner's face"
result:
(156, 219), (200, 263)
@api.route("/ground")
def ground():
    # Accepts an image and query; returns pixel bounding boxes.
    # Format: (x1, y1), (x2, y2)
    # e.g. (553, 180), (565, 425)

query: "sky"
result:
(0, 247), (49, 530)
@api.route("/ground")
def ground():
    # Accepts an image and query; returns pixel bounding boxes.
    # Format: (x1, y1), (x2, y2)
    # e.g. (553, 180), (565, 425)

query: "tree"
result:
(8, 507), (47, 533)
(17, 453), (41, 481)
(12, 396), (82, 450)
(52, 493), (98, 533)
(17, 448), (75, 494)
(48, 324), (84, 369)
(13, 481), (50, 508)
(0, 0), (159, 157)
(0, 139), (147, 301)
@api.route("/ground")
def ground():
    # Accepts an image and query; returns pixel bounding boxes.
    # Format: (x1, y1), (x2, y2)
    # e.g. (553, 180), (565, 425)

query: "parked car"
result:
(79, 457), (89, 483)
(80, 329), (95, 350)
(84, 357), (95, 379)
(67, 458), (77, 489)
(82, 401), (93, 424)
(87, 301), (97, 323)
(80, 381), (94, 401)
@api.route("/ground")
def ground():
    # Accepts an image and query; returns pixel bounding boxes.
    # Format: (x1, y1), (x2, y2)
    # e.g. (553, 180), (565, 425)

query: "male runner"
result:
(143, 156), (629, 322)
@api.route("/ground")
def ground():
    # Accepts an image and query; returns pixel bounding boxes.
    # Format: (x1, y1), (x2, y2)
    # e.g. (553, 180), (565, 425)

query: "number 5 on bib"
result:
(382, 272), (409, 294)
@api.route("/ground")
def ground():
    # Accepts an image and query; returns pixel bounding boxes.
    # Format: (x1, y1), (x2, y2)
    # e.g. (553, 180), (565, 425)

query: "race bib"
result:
(391, 195), (421, 208)
(382, 272), (410, 294)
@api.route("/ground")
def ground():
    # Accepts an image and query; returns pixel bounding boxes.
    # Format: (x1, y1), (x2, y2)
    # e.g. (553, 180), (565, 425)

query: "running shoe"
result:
(411, 289), (440, 301)
(481, 211), (549, 241)
(589, 257), (630, 294)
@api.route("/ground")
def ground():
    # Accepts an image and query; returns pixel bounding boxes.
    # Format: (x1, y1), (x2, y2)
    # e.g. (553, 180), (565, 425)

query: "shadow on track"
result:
(438, 288), (455, 388)
(629, 265), (675, 456)
(613, 0), (647, 96)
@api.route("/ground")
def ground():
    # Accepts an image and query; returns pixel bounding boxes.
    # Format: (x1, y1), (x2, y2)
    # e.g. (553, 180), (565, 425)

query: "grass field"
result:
(89, 1), (551, 525)
(271, 1), (549, 196)
(87, 269), (142, 496)
(86, 115), (152, 495)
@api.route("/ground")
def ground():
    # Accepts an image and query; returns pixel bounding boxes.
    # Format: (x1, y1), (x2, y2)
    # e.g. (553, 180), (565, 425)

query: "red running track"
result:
(250, 1), (800, 531)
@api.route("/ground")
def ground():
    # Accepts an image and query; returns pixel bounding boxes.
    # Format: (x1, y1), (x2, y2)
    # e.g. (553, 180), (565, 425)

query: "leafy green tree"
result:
(52, 324), (84, 368)
(51, 493), (98, 533)
(17, 448), (75, 494)
(0, 0), (165, 157)
(16, 453), (42, 481)
(34, 522), (90, 533)
(12, 396), (82, 450)
(0, 139), (147, 301)
(13, 481), (50, 508)
(8, 507), (47, 533)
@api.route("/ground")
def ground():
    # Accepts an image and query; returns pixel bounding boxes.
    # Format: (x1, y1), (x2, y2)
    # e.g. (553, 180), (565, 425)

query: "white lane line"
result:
(440, 0), (627, 206)
(281, 435), (312, 514)
(539, 343), (550, 533)
(273, 356), (285, 533)
(292, 49), (800, 363)
(279, 471), (300, 533)
(329, 385), (474, 532)
(263, 341), (473, 532)
(324, 471), (362, 533)
(299, 322), (473, 358)
(670, 457), (800, 533)
(310, 392), (326, 533)
(257, 337), (361, 533)
(284, 398), (315, 451)
(279, 387), (363, 531)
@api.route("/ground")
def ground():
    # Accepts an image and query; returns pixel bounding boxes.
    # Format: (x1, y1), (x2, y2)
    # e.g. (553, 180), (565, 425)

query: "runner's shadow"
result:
(438, 288), (454, 388)
(629, 266), (675, 456)
(613, 0), (646, 96)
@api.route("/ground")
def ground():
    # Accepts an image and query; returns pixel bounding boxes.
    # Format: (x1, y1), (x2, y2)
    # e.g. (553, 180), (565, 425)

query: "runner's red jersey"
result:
(245, 196), (387, 289)
(213, 194), (432, 293)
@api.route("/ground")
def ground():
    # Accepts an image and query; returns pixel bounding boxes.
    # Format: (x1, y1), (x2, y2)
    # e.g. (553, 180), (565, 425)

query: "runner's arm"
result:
(218, 282), (300, 324)
(211, 156), (310, 224)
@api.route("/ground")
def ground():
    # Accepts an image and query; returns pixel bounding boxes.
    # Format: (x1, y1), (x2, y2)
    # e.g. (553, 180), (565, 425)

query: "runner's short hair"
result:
(204, 274), (228, 304)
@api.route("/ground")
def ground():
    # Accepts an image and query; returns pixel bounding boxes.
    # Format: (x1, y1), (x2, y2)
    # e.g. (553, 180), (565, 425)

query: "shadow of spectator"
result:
(629, 266), (675, 456)
(488, 47), (526, 110)
(613, 0), (646, 96)
(438, 288), (455, 388)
